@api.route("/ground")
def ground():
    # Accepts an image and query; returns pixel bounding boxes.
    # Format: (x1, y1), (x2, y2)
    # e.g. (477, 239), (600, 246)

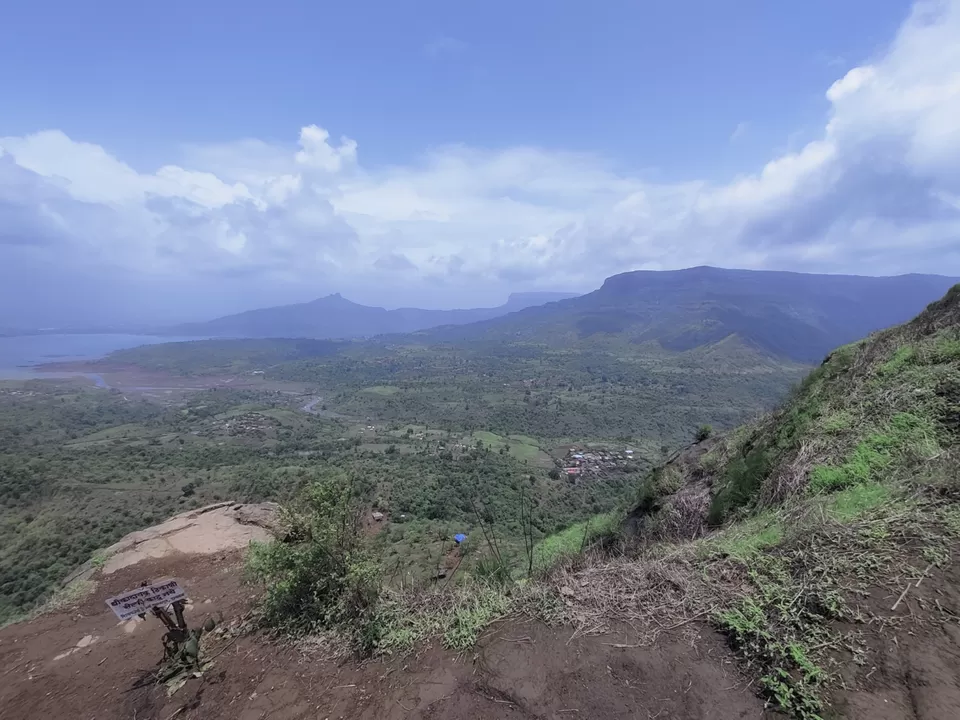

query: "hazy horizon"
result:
(7, 264), (960, 330)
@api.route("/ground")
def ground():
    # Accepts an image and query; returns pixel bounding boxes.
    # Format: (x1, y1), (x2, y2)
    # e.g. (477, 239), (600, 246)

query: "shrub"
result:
(708, 447), (771, 525)
(695, 425), (714, 442)
(246, 472), (380, 651)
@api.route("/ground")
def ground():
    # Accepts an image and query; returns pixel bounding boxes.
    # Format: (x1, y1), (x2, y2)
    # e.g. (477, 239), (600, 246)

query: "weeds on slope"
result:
(537, 492), (959, 719)
(372, 580), (516, 653)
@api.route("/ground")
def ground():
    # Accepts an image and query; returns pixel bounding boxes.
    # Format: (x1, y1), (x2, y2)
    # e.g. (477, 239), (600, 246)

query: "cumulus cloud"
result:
(1, 0), (960, 325)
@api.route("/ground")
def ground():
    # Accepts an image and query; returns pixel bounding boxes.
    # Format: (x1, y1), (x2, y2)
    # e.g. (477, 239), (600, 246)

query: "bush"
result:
(246, 472), (380, 651)
(695, 425), (714, 442)
(708, 447), (771, 525)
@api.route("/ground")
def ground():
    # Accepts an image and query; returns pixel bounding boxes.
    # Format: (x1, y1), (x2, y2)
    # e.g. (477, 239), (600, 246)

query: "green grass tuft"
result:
(441, 589), (512, 650)
(810, 412), (940, 493)
(712, 513), (783, 559)
(933, 337), (960, 362)
(879, 345), (916, 375)
(532, 512), (621, 570)
(375, 582), (513, 653)
(819, 410), (853, 434)
(825, 483), (891, 521)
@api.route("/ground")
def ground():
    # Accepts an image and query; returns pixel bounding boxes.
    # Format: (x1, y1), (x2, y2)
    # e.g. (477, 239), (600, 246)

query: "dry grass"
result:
(531, 492), (960, 718)
(760, 439), (819, 507)
(540, 544), (746, 643)
(653, 482), (712, 540)
(375, 580), (515, 653)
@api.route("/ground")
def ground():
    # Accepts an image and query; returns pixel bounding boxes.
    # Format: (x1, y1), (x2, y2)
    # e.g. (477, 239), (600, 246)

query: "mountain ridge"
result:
(411, 266), (960, 364)
(163, 290), (579, 340)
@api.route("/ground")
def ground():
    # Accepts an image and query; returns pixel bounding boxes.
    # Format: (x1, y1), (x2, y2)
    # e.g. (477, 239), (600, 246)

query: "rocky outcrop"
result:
(231, 501), (283, 534)
(62, 502), (281, 585)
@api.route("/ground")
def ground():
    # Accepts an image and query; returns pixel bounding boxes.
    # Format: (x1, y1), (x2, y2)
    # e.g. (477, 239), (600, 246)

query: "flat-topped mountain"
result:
(414, 267), (960, 363)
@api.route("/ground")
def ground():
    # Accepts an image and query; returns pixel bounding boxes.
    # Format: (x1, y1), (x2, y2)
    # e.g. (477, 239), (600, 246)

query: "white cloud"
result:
(826, 66), (878, 102)
(2, 0), (960, 324)
(294, 125), (358, 173)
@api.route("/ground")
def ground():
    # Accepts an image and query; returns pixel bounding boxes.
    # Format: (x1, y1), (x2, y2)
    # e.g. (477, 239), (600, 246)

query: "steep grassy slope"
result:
(629, 283), (960, 540)
(596, 284), (960, 717)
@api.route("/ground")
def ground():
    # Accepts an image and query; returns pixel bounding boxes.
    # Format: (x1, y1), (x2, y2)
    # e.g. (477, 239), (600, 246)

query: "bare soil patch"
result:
(828, 557), (960, 720)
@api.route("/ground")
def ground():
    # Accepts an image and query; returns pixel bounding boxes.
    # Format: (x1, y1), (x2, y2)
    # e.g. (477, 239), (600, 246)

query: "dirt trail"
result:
(0, 551), (768, 720)
(4, 549), (960, 719)
(828, 561), (960, 720)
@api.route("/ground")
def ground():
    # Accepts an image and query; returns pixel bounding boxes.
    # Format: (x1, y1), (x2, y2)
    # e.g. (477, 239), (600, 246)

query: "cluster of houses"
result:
(1, 389), (37, 397)
(222, 412), (278, 437)
(560, 446), (636, 480)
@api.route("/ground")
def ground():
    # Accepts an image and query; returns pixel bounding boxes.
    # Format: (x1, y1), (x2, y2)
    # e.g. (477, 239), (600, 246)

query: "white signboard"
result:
(106, 579), (186, 621)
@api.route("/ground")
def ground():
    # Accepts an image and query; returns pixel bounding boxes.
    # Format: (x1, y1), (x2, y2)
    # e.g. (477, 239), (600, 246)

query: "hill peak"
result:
(310, 292), (360, 306)
(915, 283), (960, 332)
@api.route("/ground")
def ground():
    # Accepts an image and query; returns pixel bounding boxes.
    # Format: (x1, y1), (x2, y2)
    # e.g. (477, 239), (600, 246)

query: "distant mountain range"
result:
(163, 291), (579, 339)
(410, 267), (960, 364)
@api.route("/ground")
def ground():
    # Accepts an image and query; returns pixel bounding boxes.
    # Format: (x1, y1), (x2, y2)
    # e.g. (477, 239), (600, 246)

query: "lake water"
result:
(0, 334), (199, 380)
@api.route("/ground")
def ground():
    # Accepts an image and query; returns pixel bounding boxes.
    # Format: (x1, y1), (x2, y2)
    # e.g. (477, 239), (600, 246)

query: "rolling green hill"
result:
(98, 267), (959, 447)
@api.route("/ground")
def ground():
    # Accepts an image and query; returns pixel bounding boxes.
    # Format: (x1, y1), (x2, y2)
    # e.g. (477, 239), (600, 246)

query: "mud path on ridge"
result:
(0, 552), (768, 720)
(7, 548), (960, 719)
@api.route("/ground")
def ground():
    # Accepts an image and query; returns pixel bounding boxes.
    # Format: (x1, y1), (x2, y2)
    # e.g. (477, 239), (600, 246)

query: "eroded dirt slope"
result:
(0, 550), (770, 720)
(5, 546), (960, 720)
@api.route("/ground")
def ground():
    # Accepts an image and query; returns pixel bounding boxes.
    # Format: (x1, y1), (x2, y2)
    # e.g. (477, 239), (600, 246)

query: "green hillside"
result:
(630, 283), (960, 539)
(605, 284), (960, 717)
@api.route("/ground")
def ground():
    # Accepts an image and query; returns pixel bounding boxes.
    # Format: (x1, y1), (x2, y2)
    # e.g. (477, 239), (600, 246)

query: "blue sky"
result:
(1, 0), (959, 325)
(4, 0), (907, 176)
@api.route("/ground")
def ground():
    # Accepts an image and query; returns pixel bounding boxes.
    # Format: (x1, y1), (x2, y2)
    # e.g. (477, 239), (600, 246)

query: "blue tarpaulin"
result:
(454, 533), (467, 544)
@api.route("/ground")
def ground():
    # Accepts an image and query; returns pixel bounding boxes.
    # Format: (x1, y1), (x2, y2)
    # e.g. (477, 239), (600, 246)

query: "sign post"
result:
(106, 579), (214, 678)
(106, 579), (186, 621)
